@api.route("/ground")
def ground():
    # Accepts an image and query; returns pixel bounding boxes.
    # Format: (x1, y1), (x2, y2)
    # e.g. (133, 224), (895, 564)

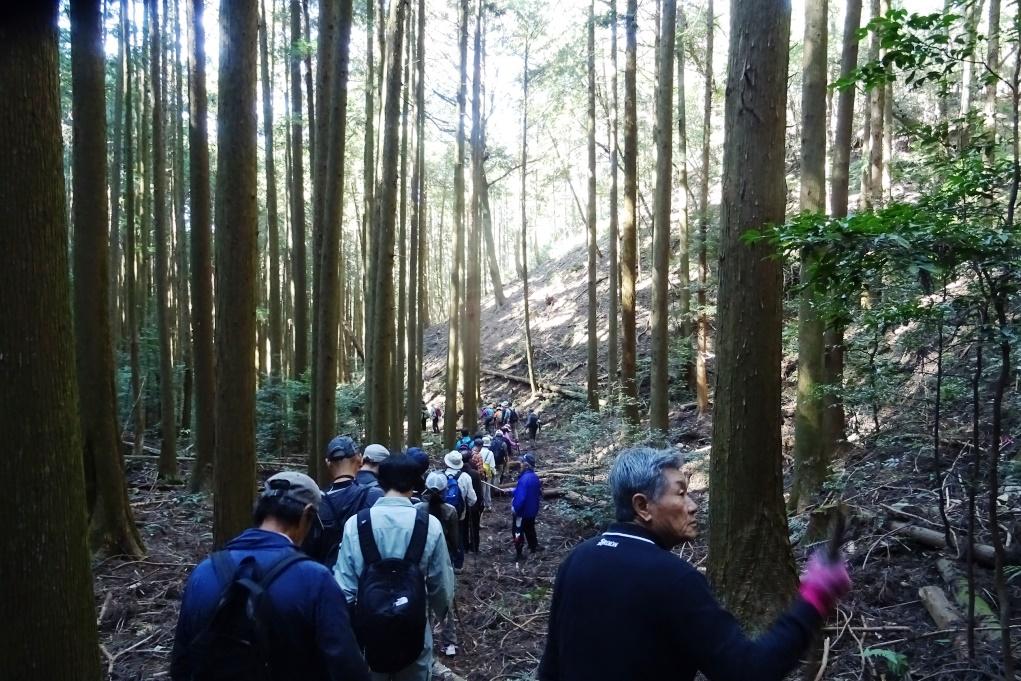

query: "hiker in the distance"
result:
(478, 435), (497, 508)
(171, 472), (370, 681)
(335, 455), (454, 681)
(480, 403), (496, 435)
(500, 400), (520, 438)
(301, 435), (383, 567)
(511, 453), (543, 560)
(501, 423), (520, 456)
(490, 429), (510, 485)
(431, 403), (442, 434)
(537, 447), (851, 681)
(416, 471), (461, 658)
(524, 409), (540, 444)
(420, 402), (430, 433)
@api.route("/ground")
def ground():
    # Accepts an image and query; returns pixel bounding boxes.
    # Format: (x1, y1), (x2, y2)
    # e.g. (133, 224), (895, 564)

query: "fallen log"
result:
(919, 585), (969, 657)
(495, 485), (597, 506)
(430, 660), (467, 681)
(935, 558), (999, 640)
(888, 520), (1002, 568)
(481, 368), (587, 401)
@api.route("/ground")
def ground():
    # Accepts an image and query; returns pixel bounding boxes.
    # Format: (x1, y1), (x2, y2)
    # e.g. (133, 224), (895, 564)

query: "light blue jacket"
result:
(334, 496), (454, 622)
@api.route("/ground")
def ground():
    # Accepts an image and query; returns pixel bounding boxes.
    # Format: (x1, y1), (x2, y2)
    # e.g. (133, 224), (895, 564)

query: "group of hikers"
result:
(170, 437), (852, 680)
(419, 399), (542, 444)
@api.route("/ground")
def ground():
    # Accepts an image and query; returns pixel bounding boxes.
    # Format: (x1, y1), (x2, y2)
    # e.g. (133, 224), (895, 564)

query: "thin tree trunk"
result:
(708, 0), (797, 629)
(149, 0), (178, 479)
(791, 0), (829, 513)
(127, 4), (146, 460)
(444, 0), (470, 442)
(620, 0), (639, 424)
(407, 0), (426, 446)
(676, 7), (691, 352)
(607, 0), (620, 390)
(521, 42), (538, 394)
(362, 0), (377, 441)
(0, 8), (104, 675)
(649, 0), (676, 433)
(109, 0), (128, 347)
(71, 0), (145, 557)
(695, 0), (714, 415)
(396, 15), (411, 444)
(585, 0), (600, 412)
(213, 0), (259, 547)
(463, 0), (484, 437)
(481, 170), (505, 303)
(172, 0), (192, 436)
(260, 0), (283, 384)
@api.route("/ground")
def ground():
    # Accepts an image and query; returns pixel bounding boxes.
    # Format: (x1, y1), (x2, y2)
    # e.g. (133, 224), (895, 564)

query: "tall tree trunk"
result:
(649, 0), (676, 433)
(695, 0), (714, 415)
(289, 0), (310, 459)
(444, 0), (470, 442)
(585, 0), (600, 412)
(463, 0), (484, 437)
(791, 0), (829, 513)
(607, 0), (620, 390)
(521, 42), (538, 394)
(150, 0), (178, 479)
(362, 0), (377, 442)
(260, 0), (283, 384)
(214, 0), (259, 547)
(676, 7), (691, 355)
(481, 170), (505, 303)
(862, 0), (883, 211)
(172, 0), (193, 437)
(823, 0), (862, 462)
(708, 0), (797, 629)
(369, 0), (409, 448)
(620, 0), (639, 424)
(109, 0), (128, 347)
(406, 0), (426, 446)
(71, 0), (145, 557)
(985, 0), (1000, 159)
(127, 3), (146, 460)
(396, 17), (411, 444)
(314, 0), (354, 474)
(0, 6), (103, 676)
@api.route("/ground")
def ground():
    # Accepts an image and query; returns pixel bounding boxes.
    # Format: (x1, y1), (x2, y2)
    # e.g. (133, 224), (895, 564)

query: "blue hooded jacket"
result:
(171, 528), (369, 681)
(512, 467), (542, 519)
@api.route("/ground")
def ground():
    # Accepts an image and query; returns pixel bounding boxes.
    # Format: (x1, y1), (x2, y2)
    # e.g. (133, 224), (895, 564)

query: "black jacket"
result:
(538, 523), (820, 681)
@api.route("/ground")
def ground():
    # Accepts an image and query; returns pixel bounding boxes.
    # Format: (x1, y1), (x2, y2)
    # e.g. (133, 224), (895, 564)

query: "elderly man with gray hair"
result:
(538, 447), (851, 681)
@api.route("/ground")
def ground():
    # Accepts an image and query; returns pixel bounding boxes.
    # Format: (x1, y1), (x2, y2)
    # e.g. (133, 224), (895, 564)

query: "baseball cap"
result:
(522, 453), (536, 467)
(261, 471), (322, 509)
(326, 435), (358, 460)
(405, 446), (429, 470)
(363, 443), (390, 463)
(425, 471), (447, 492)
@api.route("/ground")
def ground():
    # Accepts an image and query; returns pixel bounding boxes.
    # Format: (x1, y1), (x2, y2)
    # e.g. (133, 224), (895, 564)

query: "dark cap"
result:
(326, 435), (358, 460)
(522, 453), (536, 467)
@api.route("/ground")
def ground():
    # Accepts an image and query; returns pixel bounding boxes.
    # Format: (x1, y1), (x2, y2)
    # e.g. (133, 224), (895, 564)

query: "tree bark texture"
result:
(289, 0), (309, 384)
(521, 43), (538, 394)
(127, 5), (146, 460)
(607, 0), (620, 389)
(187, 0), (216, 492)
(71, 0), (145, 557)
(620, 0), (639, 424)
(406, 0), (426, 446)
(586, 0), (600, 412)
(708, 0), (798, 630)
(649, 0), (676, 433)
(260, 0), (283, 382)
(0, 6), (103, 677)
(109, 0), (128, 345)
(676, 7), (691, 346)
(214, 0), (259, 547)
(695, 0), (714, 415)
(463, 0), (484, 437)
(791, 0), (829, 513)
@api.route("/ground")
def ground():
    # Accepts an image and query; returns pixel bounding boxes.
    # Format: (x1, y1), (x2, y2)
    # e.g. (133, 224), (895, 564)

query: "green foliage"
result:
(863, 647), (910, 677)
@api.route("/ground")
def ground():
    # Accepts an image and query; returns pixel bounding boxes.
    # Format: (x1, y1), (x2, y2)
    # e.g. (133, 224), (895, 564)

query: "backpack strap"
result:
(210, 551), (237, 587)
(356, 508), (382, 566)
(403, 508), (430, 564)
(256, 552), (309, 590)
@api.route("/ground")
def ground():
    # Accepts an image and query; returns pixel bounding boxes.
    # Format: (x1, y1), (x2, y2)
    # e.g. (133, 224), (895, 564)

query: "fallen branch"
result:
(888, 520), (1004, 568)
(918, 585), (969, 657)
(936, 558), (999, 641)
(481, 368), (587, 401)
(495, 486), (597, 505)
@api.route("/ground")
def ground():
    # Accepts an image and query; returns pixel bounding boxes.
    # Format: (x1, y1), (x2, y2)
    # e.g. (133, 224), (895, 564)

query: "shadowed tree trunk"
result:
(621, 0), (639, 424)
(695, 0), (713, 415)
(289, 0), (309, 457)
(149, 0), (178, 480)
(607, 0), (620, 390)
(649, 0), (676, 433)
(71, 0), (145, 557)
(109, 0), (128, 345)
(127, 3), (146, 460)
(676, 7), (692, 358)
(791, 0), (829, 513)
(187, 0), (215, 492)
(444, 0), (470, 442)
(260, 0), (283, 384)
(213, 0), (259, 547)
(586, 0), (599, 412)
(396, 17), (411, 444)
(521, 42), (538, 394)
(361, 0), (377, 442)
(172, 0), (193, 437)
(708, 0), (798, 629)
(0, 5), (103, 675)
(406, 0), (426, 446)
(463, 0), (484, 437)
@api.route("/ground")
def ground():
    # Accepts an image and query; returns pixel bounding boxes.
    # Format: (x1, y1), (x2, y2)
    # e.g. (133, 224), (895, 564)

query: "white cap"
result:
(444, 451), (464, 470)
(363, 443), (390, 463)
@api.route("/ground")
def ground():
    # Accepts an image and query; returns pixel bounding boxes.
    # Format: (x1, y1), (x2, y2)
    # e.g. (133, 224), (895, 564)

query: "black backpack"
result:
(490, 435), (507, 466)
(183, 551), (308, 681)
(302, 484), (371, 567)
(353, 507), (430, 673)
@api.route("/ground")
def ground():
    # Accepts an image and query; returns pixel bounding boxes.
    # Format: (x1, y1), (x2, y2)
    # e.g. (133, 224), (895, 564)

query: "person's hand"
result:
(798, 551), (851, 617)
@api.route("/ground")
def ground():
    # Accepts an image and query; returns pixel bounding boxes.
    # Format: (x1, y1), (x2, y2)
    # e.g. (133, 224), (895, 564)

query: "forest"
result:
(2, 0), (1021, 678)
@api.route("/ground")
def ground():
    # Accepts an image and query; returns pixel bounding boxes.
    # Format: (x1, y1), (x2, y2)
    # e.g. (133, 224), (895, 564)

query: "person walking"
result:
(524, 410), (540, 444)
(511, 453), (543, 560)
(416, 472), (461, 658)
(171, 472), (370, 681)
(443, 450), (476, 569)
(356, 444), (390, 489)
(335, 456), (455, 681)
(478, 435), (497, 508)
(463, 442), (484, 554)
(302, 435), (384, 566)
(537, 448), (851, 681)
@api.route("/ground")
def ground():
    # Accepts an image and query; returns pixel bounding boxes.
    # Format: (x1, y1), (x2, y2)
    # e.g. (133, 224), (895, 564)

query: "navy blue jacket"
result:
(538, 523), (820, 681)
(171, 529), (370, 681)
(512, 468), (542, 519)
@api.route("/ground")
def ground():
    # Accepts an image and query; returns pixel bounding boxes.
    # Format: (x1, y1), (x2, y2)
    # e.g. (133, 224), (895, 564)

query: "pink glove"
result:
(798, 552), (851, 617)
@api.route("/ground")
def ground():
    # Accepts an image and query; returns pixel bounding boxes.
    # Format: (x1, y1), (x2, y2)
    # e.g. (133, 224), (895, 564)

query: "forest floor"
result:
(94, 237), (1021, 680)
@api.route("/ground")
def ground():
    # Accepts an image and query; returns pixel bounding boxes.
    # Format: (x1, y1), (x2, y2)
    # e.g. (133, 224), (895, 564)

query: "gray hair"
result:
(609, 447), (685, 522)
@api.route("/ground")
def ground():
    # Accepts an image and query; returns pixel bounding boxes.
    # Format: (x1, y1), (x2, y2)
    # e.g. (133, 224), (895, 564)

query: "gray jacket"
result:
(334, 496), (454, 621)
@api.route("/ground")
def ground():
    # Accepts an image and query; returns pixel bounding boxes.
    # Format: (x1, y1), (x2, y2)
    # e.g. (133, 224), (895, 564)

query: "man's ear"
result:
(632, 493), (653, 523)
